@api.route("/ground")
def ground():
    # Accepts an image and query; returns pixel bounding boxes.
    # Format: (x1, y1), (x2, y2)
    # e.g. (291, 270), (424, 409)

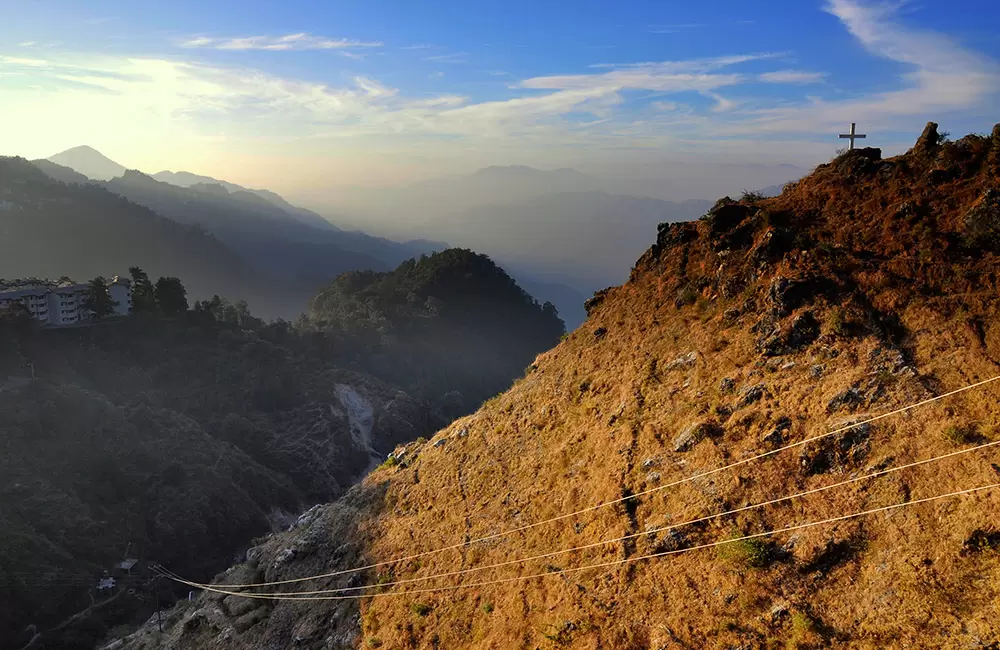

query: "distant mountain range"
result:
(30, 147), (447, 314)
(31, 149), (618, 327)
(420, 190), (714, 291)
(150, 169), (339, 232)
(0, 156), (304, 317)
(306, 163), (786, 311)
(30, 148), (792, 328)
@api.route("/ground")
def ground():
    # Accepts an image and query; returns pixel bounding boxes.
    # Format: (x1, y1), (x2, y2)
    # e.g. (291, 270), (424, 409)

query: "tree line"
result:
(81, 267), (190, 320)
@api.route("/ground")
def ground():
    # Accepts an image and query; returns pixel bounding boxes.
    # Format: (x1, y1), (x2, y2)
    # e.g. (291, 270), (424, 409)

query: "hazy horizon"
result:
(2, 0), (998, 205)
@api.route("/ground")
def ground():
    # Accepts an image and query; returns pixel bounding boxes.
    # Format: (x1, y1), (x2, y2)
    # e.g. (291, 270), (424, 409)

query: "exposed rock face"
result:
(914, 121), (941, 155)
(124, 126), (1000, 650)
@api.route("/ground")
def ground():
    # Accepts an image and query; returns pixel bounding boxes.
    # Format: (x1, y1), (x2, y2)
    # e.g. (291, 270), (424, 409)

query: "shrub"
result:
(377, 455), (399, 471)
(741, 189), (766, 204)
(481, 601), (494, 614)
(943, 423), (979, 445)
(409, 602), (432, 617)
(829, 308), (848, 336)
(676, 285), (698, 307)
(718, 531), (771, 568)
(787, 611), (820, 649)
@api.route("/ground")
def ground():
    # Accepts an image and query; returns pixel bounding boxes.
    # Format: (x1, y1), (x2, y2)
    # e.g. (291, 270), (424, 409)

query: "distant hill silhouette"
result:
(47, 145), (126, 181)
(43, 147), (438, 292)
(29, 159), (90, 185)
(0, 156), (306, 317)
(152, 169), (341, 231)
(103, 170), (428, 289)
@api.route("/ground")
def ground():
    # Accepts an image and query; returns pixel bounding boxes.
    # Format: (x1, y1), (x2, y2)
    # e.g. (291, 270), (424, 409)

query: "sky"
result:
(1, 0), (999, 194)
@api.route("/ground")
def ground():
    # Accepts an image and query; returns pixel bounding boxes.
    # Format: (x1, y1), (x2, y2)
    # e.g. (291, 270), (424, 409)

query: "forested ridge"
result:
(0, 249), (564, 649)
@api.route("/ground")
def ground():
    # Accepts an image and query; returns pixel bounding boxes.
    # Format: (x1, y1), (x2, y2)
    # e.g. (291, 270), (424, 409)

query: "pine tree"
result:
(83, 277), (118, 320)
(154, 277), (188, 316)
(128, 266), (155, 313)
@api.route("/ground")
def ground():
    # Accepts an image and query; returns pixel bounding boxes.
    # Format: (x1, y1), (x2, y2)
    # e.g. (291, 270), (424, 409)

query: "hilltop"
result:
(305, 249), (566, 414)
(126, 123), (1000, 650)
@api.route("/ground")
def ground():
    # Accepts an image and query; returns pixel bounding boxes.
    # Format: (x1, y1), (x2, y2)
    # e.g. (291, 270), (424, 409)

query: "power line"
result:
(164, 439), (1000, 596)
(156, 482), (1000, 601)
(191, 372), (1000, 589)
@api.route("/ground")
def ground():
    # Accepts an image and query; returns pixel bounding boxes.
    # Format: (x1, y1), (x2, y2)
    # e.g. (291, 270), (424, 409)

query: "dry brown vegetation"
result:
(126, 123), (1000, 649)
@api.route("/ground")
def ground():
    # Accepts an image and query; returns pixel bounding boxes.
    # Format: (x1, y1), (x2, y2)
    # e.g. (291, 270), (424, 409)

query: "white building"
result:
(0, 276), (132, 326)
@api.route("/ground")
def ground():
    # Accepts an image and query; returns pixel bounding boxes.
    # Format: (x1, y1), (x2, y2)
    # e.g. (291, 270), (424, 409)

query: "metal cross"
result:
(839, 122), (866, 150)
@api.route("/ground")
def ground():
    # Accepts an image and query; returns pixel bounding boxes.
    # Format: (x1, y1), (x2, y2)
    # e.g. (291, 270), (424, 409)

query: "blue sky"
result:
(1, 0), (998, 191)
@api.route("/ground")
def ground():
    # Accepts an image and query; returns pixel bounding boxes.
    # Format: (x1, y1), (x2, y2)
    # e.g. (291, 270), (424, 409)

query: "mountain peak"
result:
(48, 145), (126, 181)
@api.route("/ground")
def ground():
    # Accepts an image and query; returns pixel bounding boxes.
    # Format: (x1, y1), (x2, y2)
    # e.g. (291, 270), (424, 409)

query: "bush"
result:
(828, 308), (847, 336)
(718, 531), (771, 568)
(481, 601), (494, 614)
(943, 423), (980, 445)
(676, 285), (698, 307)
(377, 455), (399, 471)
(409, 602), (432, 617)
(741, 189), (766, 204)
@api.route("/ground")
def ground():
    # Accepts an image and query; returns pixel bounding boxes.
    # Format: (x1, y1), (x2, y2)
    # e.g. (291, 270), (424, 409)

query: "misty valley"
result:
(4, 2), (1000, 647)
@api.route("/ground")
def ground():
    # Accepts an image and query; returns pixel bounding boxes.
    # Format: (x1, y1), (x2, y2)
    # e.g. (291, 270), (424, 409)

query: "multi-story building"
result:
(0, 276), (132, 326)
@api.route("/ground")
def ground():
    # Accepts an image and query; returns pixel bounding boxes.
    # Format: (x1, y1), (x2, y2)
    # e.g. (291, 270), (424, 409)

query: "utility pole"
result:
(28, 362), (34, 380)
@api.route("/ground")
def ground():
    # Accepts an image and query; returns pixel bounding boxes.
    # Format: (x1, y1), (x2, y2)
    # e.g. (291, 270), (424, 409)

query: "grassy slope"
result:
(126, 124), (1000, 650)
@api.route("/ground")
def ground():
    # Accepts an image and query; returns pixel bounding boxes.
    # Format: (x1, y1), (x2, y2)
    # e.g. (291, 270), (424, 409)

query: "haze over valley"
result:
(3, 0), (1000, 648)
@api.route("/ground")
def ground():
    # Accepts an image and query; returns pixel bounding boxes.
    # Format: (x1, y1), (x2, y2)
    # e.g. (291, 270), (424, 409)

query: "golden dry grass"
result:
(130, 126), (1000, 649)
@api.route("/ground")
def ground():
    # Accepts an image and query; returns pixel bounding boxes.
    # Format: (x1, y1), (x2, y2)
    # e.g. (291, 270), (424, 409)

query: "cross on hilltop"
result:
(839, 122), (867, 150)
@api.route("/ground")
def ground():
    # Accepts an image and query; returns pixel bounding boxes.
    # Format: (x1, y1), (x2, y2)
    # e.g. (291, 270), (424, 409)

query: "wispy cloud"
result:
(17, 41), (37, 48)
(716, 0), (1000, 135)
(180, 33), (383, 51)
(651, 100), (679, 111)
(703, 91), (739, 112)
(758, 70), (826, 84)
(2, 0), (996, 162)
(423, 52), (468, 64)
(400, 44), (437, 50)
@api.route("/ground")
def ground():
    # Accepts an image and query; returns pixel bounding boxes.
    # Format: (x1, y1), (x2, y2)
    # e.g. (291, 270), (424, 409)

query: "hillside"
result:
(0, 156), (307, 318)
(29, 159), (90, 185)
(1, 251), (564, 649)
(151, 170), (340, 232)
(306, 249), (566, 414)
(128, 123), (1000, 650)
(104, 171), (436, 289)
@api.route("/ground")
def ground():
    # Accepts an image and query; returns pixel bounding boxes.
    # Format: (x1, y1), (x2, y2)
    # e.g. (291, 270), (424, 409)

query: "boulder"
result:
(827, 386), (863, 413)
(664, 351), (698, 370)
(673, 421), (721, 452)
(737, 383), (767, 407)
